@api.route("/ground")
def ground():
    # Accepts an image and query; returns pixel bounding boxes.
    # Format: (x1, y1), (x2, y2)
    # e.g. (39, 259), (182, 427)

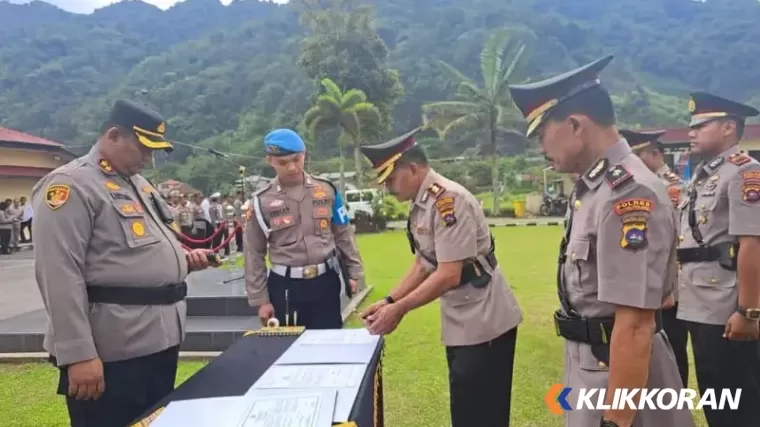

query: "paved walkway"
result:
(0, 250), (42, 320)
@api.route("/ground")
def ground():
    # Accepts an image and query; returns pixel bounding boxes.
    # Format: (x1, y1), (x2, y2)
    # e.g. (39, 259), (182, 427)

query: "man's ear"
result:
(568, 116), (581, 134)
(105, 127), (120, 142)
(721, 119), (736, 137)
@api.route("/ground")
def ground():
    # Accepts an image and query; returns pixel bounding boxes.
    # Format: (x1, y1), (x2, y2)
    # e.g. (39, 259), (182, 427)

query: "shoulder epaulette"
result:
(605, 164), (634, 189)
(728, 152), (752, 166)
(664, 171), (681, 184)
(427, 183), (446, 198)
(312, 175), (339, 193)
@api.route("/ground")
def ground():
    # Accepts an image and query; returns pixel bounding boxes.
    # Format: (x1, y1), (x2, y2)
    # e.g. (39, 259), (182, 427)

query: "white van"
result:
(344, 189), (380, 221)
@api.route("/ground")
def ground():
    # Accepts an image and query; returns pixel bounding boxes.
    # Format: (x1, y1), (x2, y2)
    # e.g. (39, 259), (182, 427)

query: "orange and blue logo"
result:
(544, 384), (573, 414)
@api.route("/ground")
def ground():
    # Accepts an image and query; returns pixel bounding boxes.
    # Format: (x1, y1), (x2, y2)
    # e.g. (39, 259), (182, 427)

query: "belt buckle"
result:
(303, 265), (318, 279)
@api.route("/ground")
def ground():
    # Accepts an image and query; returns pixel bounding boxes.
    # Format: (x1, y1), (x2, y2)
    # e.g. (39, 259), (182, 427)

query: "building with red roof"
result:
(0, 127), (77, 199)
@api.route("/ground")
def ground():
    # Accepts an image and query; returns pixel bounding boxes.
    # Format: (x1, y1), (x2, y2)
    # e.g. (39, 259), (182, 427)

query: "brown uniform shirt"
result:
(244, 174), (363, 306)
(561, 140), (693, 427)
(408, 170), (522, 347)
(677, 145), (760, 325)
(31, 146), (188, 366)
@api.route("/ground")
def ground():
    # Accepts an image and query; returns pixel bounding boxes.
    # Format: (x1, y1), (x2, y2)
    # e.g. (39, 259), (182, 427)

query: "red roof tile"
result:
(0, 127), (63, 147)
(641, 124), (760, 144)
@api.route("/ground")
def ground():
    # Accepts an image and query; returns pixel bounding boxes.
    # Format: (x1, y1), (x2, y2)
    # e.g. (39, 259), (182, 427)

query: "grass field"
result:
(0, 228), (708, 426)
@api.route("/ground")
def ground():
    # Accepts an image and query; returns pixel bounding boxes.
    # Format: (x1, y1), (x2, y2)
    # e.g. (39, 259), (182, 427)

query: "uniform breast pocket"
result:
(312, 206), (332, 235)
(268, 214), (299, 246)
(564, 238), (596, 293)
(111, 200), (160, 249)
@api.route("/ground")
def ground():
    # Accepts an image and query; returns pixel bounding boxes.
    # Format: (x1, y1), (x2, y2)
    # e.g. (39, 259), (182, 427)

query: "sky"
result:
(6, 0), (286, 14)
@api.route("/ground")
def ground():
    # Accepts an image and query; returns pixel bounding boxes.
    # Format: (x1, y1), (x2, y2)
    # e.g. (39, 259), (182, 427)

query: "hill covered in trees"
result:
(2, 0), (760, 191)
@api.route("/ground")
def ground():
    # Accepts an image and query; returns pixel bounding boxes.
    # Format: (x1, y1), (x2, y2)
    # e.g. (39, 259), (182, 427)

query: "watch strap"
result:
(385, 295), (395, 304)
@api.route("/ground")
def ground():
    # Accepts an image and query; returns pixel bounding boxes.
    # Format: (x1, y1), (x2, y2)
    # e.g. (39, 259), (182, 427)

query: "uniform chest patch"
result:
(587, 158), (608, 180)
(105, 181), (120, 191)
(312, 186), (328, 199)
(269, 199), (284, 207)
(667, 186), (681, 205)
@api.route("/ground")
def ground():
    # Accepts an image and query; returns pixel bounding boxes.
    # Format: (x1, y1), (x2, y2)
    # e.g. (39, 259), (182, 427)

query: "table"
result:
(131, 334), (385, 427)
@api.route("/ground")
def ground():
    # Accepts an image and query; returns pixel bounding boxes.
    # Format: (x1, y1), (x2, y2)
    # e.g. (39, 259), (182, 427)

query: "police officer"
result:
(509, 56), (694, 427)
(233, 191), (244, 252)
(676, 92), (760, 426)
(245, 129), (363, 329)
(620, 128), (689, 387)
(32, 99), (219, 427)
(359, 127), (523, 427)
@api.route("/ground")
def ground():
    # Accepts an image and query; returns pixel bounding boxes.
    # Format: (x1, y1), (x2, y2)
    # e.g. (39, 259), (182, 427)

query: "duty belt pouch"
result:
(717, 242), (738, 271)
(591, 344), (610, 367)
(461, 260), (491, 288)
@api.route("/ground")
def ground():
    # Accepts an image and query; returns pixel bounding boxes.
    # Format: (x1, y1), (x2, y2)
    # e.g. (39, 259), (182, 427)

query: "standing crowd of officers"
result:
(28, 54), (759, 427)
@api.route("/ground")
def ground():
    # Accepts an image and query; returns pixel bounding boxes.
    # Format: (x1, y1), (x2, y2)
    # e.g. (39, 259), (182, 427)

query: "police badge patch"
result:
(620, 216), (647, 250)
(45, 184), (71, 210)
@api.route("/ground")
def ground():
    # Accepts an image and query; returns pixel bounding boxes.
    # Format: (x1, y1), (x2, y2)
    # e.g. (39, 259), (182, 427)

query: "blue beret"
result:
(264, 129), (306, 156)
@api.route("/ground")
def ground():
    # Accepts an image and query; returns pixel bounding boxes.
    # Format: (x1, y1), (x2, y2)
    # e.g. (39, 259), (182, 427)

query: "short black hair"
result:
(396, 145), (429, 167)
(545, 86), (616, 128)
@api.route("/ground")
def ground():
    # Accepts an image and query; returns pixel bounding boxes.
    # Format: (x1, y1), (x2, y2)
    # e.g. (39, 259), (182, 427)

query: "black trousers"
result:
(20, 218), (31, 242)
(662, 304), (689, 387)
(212, 225), (230, 255)
(685, 321), (760, 427)
(446, 327), (518, 427)
(235, 223), (244, 252)
(267, 269), (342, 329)
(0, 229), (10, 254)
(57, 346), (179, 427)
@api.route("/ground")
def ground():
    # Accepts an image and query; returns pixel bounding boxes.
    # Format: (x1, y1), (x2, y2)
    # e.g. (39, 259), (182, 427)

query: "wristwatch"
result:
(600, 419), (619, 427)
(384, 295), (395, 304)
(737, 306), (760, 321)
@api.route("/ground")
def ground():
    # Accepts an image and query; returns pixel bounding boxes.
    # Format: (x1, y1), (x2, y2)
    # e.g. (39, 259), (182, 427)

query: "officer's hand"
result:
(349, 279), (358, 294)
(258, 304), (275, 326)
(366, 303), (404, 336)
(724, 312), (760, 341)
(359, 299), (388, 322)
(68, 357), (105, 400)
(186, 249), (212, 272)
(661, 294), (675, 310)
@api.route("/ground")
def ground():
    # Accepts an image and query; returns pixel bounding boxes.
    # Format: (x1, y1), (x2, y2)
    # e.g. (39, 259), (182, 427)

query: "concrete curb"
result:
(0, 287), (374, 363)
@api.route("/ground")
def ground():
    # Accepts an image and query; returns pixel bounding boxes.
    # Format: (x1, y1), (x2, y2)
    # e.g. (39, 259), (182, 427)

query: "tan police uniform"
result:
(245, 129), (363, 329)
(621, 128), (690, 388)
(32, 99), (191, 427)
(675, 92), (760, 426)
(360, 127), (522, 427)
(509, 56), (694, 427)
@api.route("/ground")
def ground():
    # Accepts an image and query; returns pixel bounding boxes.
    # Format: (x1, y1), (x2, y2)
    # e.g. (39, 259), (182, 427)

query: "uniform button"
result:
(598, 361), (607, 368)
(678, 235), (684, 242)
(571, 253), (576, 261)
(710, 278), (717, 284)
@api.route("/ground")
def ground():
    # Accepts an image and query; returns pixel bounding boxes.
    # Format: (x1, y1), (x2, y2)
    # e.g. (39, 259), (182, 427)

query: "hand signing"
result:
(365, 303), (405, 336)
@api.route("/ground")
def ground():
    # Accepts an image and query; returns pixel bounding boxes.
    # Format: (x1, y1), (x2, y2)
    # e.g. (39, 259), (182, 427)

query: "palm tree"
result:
(422, 29), (528, 214)
(303, 77), (381, 193)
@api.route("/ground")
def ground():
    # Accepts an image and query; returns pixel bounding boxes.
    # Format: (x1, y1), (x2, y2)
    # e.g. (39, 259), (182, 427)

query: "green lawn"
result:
(0, 228), (707, 426)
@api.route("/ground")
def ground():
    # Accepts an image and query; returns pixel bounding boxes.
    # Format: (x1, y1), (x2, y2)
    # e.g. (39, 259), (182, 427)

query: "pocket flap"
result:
(312, 206), (332, 219)
(566, 238), (591, 261)
(112, 200), (144, 218)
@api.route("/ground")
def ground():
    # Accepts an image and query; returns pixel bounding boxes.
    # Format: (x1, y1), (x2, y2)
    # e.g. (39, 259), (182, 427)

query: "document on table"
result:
(150, 396), (246, 427)
(295, 328), (380, 346)
(237, 390), (336, 427)
(252, 364), (366, 389)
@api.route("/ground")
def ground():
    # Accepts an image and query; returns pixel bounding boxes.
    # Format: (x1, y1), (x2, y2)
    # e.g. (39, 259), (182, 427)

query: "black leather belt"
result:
(553, 310), (663, 345)
(676, 246), (720, 263)
(87, 282), (187, 305)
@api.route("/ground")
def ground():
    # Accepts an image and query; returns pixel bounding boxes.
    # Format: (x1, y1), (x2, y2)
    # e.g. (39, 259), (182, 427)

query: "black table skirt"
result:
(131, 334), (385, 427)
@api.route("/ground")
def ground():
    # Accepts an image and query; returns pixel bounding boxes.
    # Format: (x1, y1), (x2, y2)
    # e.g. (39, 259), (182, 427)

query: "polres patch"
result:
(614, 199), (654, 216)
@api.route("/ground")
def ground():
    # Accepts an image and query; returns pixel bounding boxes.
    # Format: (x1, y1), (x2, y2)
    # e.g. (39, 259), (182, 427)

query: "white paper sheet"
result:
(252, 364), (366, 389)
(150, 396), (246, 427)
(274, 343), (377, 365)
(237, 390), (337, 427)
(245, 387), (358, 424)
(295, 328), (380, 346)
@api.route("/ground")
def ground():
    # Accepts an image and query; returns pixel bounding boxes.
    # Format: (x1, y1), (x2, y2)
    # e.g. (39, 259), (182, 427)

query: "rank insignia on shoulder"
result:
(98, 159), (115, 174)
(614, 198), (654, 215)
(44, 184), (71, 210)
(728, 152), (751, 166)
(620, 217), (647, 250)
(707, 157), (725, 169)
(586, 158), (609, 180)
(427, 183), (445, 198)
(605, 165), (632, 188)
